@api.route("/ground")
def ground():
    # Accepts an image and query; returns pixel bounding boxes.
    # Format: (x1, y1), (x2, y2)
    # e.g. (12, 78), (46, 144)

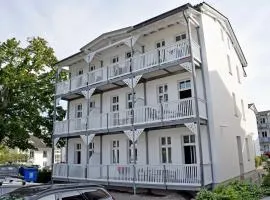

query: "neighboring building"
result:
(256, 110), (270, 154)
(27, 136), (64, 169)
(52, 2), (258, 190)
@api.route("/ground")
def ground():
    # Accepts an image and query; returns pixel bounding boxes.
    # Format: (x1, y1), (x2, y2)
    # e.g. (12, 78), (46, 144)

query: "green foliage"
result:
(262, 173), (270, 187)
(261, 155), (268, 162)
(196, 181), (264, 200)
(37, 168), (51, 183)
(0, 145), (28, 164)
(255, 156), (262, 168)
(0, 37), (67, 150)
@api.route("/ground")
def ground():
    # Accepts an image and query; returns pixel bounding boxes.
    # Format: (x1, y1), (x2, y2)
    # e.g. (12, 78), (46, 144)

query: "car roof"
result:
(6, 183), (105, 199)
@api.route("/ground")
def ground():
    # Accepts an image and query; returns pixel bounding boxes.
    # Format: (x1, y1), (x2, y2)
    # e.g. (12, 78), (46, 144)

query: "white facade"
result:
(256, 110), (270, 153)
(52, 3), (258, 190)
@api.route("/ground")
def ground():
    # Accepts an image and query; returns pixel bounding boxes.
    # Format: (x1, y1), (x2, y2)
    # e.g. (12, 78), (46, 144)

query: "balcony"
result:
(259, 137), (270, 143)
(54, 98), (207, 136)
(56, 40), (201, 96)
(53, 163), (209, 188)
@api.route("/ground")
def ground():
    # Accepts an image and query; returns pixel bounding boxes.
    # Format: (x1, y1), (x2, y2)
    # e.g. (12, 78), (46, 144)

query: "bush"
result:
(262, 173), (270, 187)
(261, 155), (268, 162)
(196, 181), (264, 200)
(255, 156), (262, 168)
(37, 169), (51, 183)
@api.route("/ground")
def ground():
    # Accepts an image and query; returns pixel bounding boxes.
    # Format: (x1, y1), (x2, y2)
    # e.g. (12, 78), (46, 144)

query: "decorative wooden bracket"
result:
(124, 129), (144, 143)
(123, 75), (142, 88)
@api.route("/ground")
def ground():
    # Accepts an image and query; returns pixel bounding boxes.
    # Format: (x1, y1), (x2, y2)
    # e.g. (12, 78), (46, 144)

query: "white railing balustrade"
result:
(108, 165), (134, 182)
(88, 67), (107, 84)
(162, 98), (195, 121)
(54, 120), (68, 135)
(68, 164), (86, 179)
(53, 163), (68, 178)
(88, 113), (107, 130)
(56, 80), (70, 95)
(108, 59), (131, 79)
(133, 106), (160, 124)
(70, 74), (88, 91)
(69, 118), (87, 133)
(108, 109), (133, 128)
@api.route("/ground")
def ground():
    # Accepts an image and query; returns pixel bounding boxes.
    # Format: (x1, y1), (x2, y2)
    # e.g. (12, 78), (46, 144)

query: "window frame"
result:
(157, 84), (168, 103)
(112, 140), (120, 164)
(111, 95), (119, 112)
(89, 142), (95, 159)
(75, 103), (83, 118)
(160, 136), (172, 164)
(128, 140), (138, 164)
(126, 92), (136, 109)
(178, 79), (192, 99)
(175, 32), (187, 42)
(74, 143), (82, 164)
(43, 151), (47, 158)
(155, 40), (166, 49)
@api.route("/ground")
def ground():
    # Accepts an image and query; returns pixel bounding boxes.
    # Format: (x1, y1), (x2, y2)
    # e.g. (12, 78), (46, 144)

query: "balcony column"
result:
(51, 67), (61, 183)
(184, 11), (204, 186)
(196, 22), (214, 187)
(100, 93), (103, 165)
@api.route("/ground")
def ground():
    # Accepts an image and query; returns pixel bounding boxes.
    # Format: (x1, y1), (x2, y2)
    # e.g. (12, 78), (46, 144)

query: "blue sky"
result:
(1, 0), (269, 110)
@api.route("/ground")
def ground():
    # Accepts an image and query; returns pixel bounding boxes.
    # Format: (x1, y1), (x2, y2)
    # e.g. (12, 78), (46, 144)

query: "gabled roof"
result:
(29, 136), (48, 149)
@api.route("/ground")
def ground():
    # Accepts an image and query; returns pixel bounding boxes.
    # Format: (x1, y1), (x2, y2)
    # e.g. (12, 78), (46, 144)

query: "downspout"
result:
(196, 24), (214, 188)
(183, 9), (204, 187)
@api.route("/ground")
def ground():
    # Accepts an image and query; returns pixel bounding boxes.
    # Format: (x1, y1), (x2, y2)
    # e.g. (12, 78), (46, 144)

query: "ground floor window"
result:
(160, 136), (172, 163)
(128, 140), (137, 163)
(89, 142), (94, 158)
(74, 143), (81, 164)
(112, 140), (119, 164)
(183, 135), (197, 164)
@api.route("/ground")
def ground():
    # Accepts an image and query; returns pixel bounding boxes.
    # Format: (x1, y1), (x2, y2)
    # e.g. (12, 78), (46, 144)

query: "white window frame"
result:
(126, 92), (136, 109)
(227, 55), (232, 75)
(111, 96), (119, 111)
(157, 84), (168, 103)
(245, 138), (250, 161)
(111, 56), (119, 64)
(89, 142), (94, 159)
(262, 131), (268, 138)
(160, 136), (172, 164)
(182, 135), (197, 164)
(128, 140), (138, 164)
(232, 92), (238, 117)
(89, 100), (95, 112)
(43, 151), (47, 158)
(241, 99), (246, 120)
(75, 103), (83, 118)
(155, 40), (165, 49)
(178, 79), (192, 99)
(90, 65), (95, 71)
(77, 68), (83, 76)
(74, 143), (81, 164)
(112, 140), (120, 164)
(175, 33), (187, 42)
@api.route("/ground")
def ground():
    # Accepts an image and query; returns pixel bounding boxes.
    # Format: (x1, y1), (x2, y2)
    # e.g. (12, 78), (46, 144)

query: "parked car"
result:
(0, 183), (115, 200)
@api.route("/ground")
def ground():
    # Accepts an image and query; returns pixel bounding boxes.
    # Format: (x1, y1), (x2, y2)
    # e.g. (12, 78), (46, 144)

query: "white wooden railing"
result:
(54, 164), (201, 185)
(53, 163), (68, 178)
(55, 40), (199, 96)
(54, 98), (206, 136)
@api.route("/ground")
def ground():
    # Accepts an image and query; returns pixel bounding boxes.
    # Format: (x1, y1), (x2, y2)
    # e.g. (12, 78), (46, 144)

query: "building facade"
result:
(52, 3), (258, 190)
(257, 110), (270, 154)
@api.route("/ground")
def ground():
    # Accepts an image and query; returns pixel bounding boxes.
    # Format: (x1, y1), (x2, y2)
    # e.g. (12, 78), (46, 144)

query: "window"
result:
(220, 28), (224, 41)
(236, 65), (241, 83)
(75, 104), (82, 118)
(61, 191), (85, 200)
(112, 140), (119, 164)
(241, 99), (246, 120)
(89, 142), (94, 158)
(29, 150), (34, 158)
(128, 140), (137, 163)
(126, 51), (132, 59)
(232, 93), (238, 117)
(77, 69), (83, 76)
(89, 100), (95, 112)
(156, 40), (165, 49)
(183, 135), (197, 164)
(112, 56), (119, 64)
(262, 131), (268, 138)
(176, 33), (187, 42)
(74, 143), (81, 164)
(141, 45), (145, 53)
(43, 161), (47, 167)
(80, 189), (110, 200)
(127, 92), (136, 109)
(100, 60), (103, 67)
(54, 153), (61, 163)
(160, 136), (172, 163)
(43, 151), (47, 158)
(90, 65), (95, 71)
(178, 80), (192, 99)
(111, 96), (119, 111)
(157, 84), (168, 103)
(245, 138), (250, 161)
(261, 118), (266, 124)
(227, 55), (232, 75)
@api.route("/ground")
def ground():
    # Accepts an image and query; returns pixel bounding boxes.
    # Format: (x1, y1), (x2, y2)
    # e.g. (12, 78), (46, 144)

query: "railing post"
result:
(160, 103), (164, 122)
(106, 165), (109, 185)
(106, 113), (109, 131)
(163, 165), (167, 189)
(85, 165), (88, 179)
(106, 66), (109, 82)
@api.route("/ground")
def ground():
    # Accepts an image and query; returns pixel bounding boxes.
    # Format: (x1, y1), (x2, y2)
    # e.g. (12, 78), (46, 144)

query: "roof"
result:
(3, 183), (104, 199)
(56, 2), (247, 68)
(257, 110), (270, 116)
(29, 136), (48, 149)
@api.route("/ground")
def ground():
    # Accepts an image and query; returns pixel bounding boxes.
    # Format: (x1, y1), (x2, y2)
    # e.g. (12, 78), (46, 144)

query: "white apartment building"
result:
(52, 2), (258, 191)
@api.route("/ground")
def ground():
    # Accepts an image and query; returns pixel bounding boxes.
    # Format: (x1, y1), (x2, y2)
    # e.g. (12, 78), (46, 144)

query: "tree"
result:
(0, 37), (66, 150)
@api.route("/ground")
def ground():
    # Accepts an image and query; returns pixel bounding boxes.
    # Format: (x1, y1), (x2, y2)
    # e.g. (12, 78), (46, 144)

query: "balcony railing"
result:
(56, 40), (200, 96)
(259, 137), (270, 143)
(53, 163), (201, 186)
(54, 98), (204, 136)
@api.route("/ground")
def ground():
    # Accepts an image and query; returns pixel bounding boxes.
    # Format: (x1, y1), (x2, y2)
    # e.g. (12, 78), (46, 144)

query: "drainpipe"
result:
(196, 24), (215, 188)
(183, 10), (204, 187)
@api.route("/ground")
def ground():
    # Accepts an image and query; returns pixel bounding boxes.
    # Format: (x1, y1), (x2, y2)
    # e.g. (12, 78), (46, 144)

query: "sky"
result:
(0, 0), (270, 110)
